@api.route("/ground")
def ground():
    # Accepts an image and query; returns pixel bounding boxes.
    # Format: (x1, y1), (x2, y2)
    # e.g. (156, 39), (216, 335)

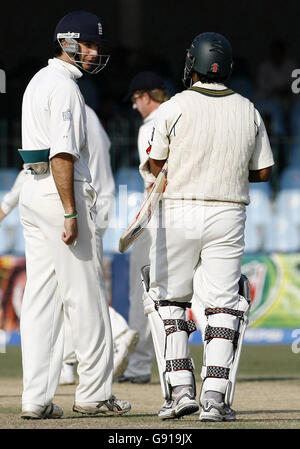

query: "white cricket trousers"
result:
(63, 222), (130, 365)
(149, 199), (246, 388)
(63, 307), (130, 365)
(124, 228), (154, 378)
(19, 172), (113, 408)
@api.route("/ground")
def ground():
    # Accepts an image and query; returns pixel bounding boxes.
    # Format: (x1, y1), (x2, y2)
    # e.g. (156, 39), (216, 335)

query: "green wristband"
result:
(64, 210), (78, 219)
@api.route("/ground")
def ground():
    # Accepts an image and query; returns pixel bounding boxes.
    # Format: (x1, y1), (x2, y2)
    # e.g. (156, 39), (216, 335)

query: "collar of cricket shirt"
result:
(193, 81), (228, 90)
(143, 108), (157, 125)
(48, 58), (83, 80)
(190, 80), (234, 98)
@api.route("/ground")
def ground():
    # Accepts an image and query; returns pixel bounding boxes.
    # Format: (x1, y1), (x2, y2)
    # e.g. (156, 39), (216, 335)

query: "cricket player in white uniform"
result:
(18, 10), (130, 419)
(0, 106), (138, 385)
(61, 104), (138, 383)
(140, 32), (274, 420)
(118, 72), (169, 384)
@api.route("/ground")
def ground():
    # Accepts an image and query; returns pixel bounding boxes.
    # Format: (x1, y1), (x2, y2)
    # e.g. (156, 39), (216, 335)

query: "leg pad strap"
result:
(166, 358), (194, 372)
(206, 365), (230, 379)
(155, 300), (191, 309)
(164, 319), (197, 336)
(205, 307), (244, 318)
(204, 325), (239, 347)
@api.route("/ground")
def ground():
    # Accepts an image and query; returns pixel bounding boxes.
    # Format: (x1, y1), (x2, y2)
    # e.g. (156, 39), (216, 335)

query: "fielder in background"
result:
(140, 32), (274, 421)
(0, 103), (139, 384)
(17, 10), (130, 419)
(117, 72), (169, 384)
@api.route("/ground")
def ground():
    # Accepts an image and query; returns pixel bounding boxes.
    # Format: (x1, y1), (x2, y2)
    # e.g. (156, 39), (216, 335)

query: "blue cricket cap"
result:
(54, 10), (105, 43)
(124, 71), (166, 101)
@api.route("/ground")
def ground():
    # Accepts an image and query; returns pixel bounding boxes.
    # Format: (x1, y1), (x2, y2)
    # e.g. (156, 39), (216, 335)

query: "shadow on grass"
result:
(239, 409), (300, 416)
(63, 412), (159, 420)
(0, 392), (76, 399)
(238, 376), (300, 382)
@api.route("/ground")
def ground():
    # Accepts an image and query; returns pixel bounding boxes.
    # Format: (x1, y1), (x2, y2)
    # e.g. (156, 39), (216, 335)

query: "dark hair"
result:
(195, 71), (229, 84)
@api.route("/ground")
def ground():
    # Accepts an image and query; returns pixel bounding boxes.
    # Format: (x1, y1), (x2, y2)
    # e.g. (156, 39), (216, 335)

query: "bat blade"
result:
(119, 161), (167, 253)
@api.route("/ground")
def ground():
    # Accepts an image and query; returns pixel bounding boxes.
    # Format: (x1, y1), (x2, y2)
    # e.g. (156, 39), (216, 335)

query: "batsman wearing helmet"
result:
(140, 32), (274, 421)
(18, 10), (130, 419)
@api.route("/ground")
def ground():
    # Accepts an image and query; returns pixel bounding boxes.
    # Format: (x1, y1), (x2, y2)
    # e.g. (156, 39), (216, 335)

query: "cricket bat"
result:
(119, 161), (168, 253)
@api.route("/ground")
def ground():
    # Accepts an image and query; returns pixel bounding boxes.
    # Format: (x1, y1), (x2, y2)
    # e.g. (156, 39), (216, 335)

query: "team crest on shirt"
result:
(62, 108), (72, 121)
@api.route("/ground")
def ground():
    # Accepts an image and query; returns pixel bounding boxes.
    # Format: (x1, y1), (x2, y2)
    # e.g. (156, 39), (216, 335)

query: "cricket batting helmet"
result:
(54, 10), (110, 74)
(183, 32), (233, 87)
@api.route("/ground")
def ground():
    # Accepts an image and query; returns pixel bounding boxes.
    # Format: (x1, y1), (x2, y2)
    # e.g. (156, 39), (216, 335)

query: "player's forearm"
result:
(51, 153), (76, 214)
(0, 205), (7, 223)
(249, 166), (273, 182)
(149, 158), (167, 177)
(0, 200), (13, 217)
(0, 169), (28, 216)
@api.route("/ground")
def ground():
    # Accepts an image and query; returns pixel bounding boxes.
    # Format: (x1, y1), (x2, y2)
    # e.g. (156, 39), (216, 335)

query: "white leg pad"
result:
(202, 313), (239, 395)
(143, 291), (170, 398)
(225, 293), (250, 406)
(201, 280), (251, 406)
(143, 291), (195, 399)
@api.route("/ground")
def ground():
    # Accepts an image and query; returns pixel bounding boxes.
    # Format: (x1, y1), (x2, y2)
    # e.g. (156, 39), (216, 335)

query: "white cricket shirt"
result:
(21, 58), (91, 182)
(150, 81), (274, 205)
(85, 105), (115, 230)
(85, 105), (115, 200)
(137, 109), (158, 188)
(2, 106), (115, 228)
(137, 109), (157, 165)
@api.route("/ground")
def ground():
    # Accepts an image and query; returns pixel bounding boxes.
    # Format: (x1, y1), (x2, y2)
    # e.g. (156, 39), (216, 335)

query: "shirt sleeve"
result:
(248, 109), (275, 170)
(1, 169), (28, 215)
(149, 99), (182, 160)
(137, 122), (154, 165)
(49, 81), (86, 160)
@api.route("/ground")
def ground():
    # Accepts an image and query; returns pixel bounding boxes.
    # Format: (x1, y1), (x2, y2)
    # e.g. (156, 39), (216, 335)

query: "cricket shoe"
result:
(199, 398), (236, 422)
(59, 362), (76, 385)
(116, 374), (151, 384)
(113, 329), (139, 379)
(21, 403), (63, 419)
(158, 387), (199, 420)
(73, 395), (131, 416)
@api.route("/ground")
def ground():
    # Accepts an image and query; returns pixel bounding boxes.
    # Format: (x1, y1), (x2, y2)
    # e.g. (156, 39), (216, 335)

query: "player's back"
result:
(165, 87), (256, 205)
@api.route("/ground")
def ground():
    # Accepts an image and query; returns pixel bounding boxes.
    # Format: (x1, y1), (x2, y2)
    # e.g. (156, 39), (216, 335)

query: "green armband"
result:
(64, 210), (78, 219)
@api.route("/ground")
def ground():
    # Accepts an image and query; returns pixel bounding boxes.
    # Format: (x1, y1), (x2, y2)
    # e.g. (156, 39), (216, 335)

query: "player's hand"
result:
(62, 218), (78, 245)
(0, 206), (7, 223)
(146, 184), (153, 195)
